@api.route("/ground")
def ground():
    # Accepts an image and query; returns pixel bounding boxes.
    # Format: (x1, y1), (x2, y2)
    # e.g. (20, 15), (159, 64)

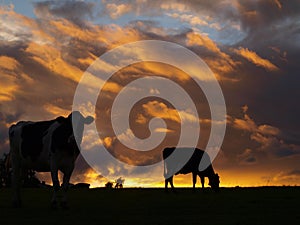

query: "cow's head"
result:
(69, 111), (94, 145)
(208, 173), (220, 191)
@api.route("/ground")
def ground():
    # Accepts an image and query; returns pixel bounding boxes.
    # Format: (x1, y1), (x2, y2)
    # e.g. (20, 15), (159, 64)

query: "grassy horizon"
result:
(1, 186), (299, 225)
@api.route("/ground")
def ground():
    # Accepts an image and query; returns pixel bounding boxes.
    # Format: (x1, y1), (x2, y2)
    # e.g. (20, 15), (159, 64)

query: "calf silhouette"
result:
(163, 147), (220, 191)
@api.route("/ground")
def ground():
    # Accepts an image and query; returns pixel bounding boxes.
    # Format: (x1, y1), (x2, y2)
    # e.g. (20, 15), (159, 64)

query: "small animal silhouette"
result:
(163, 147), (220, 191)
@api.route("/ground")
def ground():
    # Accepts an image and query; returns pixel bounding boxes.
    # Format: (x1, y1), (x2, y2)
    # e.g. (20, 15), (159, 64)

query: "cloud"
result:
(34, 0), (95, 27)
(186, 31), (221, 54)
(234, 47), (279, 71)
(265, 169), (300, 185)
(0, 56), (20, 101)
(237, 148), (257, 165)
(106, 3), (132, 19)
(44, 103), (69, 117)
(25, 42), (83, 83)
(185, 31), (238, 80)
(141, 100), (199, 124)
(232, 110), (257, 132)
(230, 106), (300, 158)
(167, 13), (209, 27)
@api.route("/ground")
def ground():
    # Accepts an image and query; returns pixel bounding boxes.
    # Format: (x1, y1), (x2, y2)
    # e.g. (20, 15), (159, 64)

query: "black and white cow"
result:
(163, 147), (220, 191)
(9, 111), (93, 208)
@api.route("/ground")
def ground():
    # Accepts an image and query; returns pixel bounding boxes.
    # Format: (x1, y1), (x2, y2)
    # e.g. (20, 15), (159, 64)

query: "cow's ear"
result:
(84, 116), (94, 124)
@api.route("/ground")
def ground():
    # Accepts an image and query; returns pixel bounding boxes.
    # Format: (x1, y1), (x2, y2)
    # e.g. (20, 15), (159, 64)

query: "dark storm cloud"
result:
(0, 111), (23, 155)
(235, 0), (300, 34)
(33, 0), (95, 27)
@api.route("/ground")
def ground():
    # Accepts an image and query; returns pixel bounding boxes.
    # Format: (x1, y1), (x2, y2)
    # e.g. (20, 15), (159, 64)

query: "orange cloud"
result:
(0, 56), (20, 71)
(0, 56), (20, 101)
(233, 113), (257, 132)
(140, 100), (199, 124)
(43, 103), (69, 117)
(186, 32), (220, 54)
(78, 53), (98, 67)
(257, 124), (280, 136)
(102, 81), (122, 93)
(154, 127), (174, 133)
(230, 106), (300, 155)
(142, 101), (180, 123)
(0, 82), (18, 102)
(232, 106), (280, 137)
(141, 62), (190, 82)
(25, 42), (83, 82)
(234, 47), (279, 71)
(103, 136), (114, 148)
(186, 32), (237, 80)
(237, 148), (256, 165)
(68, 168), (106, 188)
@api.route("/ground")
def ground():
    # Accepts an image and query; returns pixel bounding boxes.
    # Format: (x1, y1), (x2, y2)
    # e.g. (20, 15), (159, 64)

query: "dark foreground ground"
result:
(0, 187), (300, 225)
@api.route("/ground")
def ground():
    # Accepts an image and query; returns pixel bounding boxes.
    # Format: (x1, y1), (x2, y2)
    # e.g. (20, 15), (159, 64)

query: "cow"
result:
(8, 111), (93, 208)
(163, 147), (220, 191)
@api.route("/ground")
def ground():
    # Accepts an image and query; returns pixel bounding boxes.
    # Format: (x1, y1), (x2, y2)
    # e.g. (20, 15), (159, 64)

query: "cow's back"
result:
(9, 119), (59, 166)
(163, 147), (213, 175)
(20, 121), (55, 160)
(179, 148), (205, 174)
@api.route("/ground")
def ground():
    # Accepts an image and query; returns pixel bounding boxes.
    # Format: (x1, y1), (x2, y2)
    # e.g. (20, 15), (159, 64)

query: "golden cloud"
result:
(0, 56), (20, 71)
(234, 47), (279, 71)
(102, 81), (122, 93)
(141, 100), (199, 124)
(0, 56), (20, 101)
(186, 32), (220, 54)
(233, 113), (257, 132)
(186, 32), (237, 80)
(43, 103), (69, 117)
(103, 136), (114, 148)
(142, 100), (180, 123)
(25, 42), (83, 82)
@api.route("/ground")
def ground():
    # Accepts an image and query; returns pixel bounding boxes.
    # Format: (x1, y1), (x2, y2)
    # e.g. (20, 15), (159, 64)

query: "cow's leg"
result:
(11, 155), (22, 207)
(192, 172), (197, 190)
(200, 175), (205, 189)
(164, 178), (169, 190)
(169, 176), (175, 190)
(165, 176), (175, 191)
(50, 160), (60, 209)
(61, 166), (74, 209)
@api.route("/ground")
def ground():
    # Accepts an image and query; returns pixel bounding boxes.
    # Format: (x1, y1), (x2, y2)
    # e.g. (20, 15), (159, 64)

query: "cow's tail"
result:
(7, 125), (16, 174)
(163, 159), (168, 179)
(162, 148), (172, 178)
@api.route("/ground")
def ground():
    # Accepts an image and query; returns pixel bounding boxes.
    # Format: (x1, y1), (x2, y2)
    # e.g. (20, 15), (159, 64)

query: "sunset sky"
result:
(1, 0), (300, 188)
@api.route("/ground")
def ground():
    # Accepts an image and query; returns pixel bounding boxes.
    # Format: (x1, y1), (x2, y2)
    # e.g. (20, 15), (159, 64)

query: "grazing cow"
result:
(9, 111), (93, 208)
(163, 147), (220, 191)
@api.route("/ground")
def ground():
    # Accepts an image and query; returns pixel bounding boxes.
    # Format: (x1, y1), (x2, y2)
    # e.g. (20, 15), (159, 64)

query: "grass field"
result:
(0, 187), (300, 225)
